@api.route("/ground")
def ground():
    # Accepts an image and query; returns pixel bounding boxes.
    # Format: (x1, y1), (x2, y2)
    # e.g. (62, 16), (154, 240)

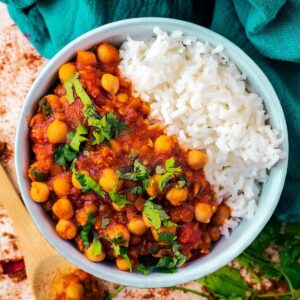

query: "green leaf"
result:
(64, 74), (77, 104)
(197, 266), (250, 299)
(158, 232), (176, 244)
(165, 157), (182, 174)
(101, 216), (109, 229)
(105, 233), (122, 256)
(30, 168), (48, 182)
(91, 232), (102, 256)
(108, 191), (130, 208)
(136, 263), (154, 275)
(38, 97), (52, 116)
(143, 199), (169, 230)
(80, 212), (95, 248)
(163, 220), (180, 228)
(172, 242), (187, 266)
(120, 247), (132, 272)
(155, 165), (165, 174)
(69, 123), (88, 152)
(90, 113), (125, 145)
(176, 175), (190, 190)
(158, 173), (173, 192)
(75, 172), (104, 197)
(130, 185), (145, 195)
(53, 144), (77, 167)
(157, 256), (177, 272)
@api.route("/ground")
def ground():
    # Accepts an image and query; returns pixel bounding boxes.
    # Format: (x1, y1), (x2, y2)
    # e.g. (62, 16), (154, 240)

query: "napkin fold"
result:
(3, 0), (300, 221)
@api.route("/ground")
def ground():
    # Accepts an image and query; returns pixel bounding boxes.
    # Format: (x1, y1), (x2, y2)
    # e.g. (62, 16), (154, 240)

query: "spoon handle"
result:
(0, 164), (55, 265)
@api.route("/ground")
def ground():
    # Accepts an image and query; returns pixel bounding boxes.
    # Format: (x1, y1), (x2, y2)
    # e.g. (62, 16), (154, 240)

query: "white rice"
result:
(119, 27), (284, 235)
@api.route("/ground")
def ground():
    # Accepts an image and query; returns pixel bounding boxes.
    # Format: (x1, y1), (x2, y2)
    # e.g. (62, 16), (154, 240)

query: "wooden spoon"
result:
(0, 164), (76, 300)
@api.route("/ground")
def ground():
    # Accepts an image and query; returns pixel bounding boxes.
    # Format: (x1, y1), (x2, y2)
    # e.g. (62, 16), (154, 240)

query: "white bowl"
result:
(15, 18), (288, 288)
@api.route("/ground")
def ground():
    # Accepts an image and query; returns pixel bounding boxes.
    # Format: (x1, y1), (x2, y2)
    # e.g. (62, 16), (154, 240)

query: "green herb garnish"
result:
(108, 190), (130, 208)
(130, 185), (145, 195)
(101, 216), (110, 229)
(91, 232), (102, 256)
(38, 97), (52, 116)
(163, 220), (180, 228)
(75, 172), (104, 197)
(158, 232), (177, 244)
(157, 157), (182, 191)
(30, 168), (48, 182)
(69, 123), (88, 152)
(129, 150), (139, 160)
(53, 144), (77, 167)
(143, 197), (169, 230)
(80, 212), (95, 248)
(105, 233), (122, 256)
(120, 247), (132, 272)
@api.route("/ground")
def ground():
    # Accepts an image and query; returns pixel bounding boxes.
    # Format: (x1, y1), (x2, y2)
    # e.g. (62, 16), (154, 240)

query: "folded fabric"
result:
(2, 0), (300, 221)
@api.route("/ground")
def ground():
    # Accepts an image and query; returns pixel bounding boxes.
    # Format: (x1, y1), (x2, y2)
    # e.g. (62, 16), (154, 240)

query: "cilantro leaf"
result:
(64, 73), (77, 104)
(108, 191), (130, 208)
(157, 157), (182, 191)
(156, 256), (177, 273)
(91, 232), (102, 256)
(136, 263), (153, 275)
(176, 175), (190, 190)
(120, 247), (132, 272)
(118, 159), (150, 187)
(30, 168), (48, 182)
(158, 232), (176, 244)
(80, 212), (95, 248)
(143, 199), (169, 230)
(172, 242), (187, 267)
(69, 123), (88, 152)
(105, 233), (122, 256)
(90, 113), (125, 145)
(197, 266), (251, 299)
(130, 185), (145, 195)
(163, 220), (180, 228)
(75, 172), (104, 197)
(38, 97), (52, 117)
(54, 144), (77, 167)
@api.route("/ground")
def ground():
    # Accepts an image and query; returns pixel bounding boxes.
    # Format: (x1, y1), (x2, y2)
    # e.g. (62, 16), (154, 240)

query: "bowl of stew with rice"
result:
(15, 18), (288, 287)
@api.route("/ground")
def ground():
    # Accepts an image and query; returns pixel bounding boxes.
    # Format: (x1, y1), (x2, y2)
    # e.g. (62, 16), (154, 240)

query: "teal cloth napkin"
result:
(3, 0), (300, 222)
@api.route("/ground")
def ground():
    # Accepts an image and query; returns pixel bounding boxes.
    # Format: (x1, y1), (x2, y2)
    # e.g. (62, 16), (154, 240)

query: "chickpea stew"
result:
(28, 43), (231, 273)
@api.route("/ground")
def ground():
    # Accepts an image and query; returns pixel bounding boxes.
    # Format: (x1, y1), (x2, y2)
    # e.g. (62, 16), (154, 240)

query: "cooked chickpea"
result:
(30, 182), (50, 203)
(84, 204), (98, 214)
(195, 202), (213, 223)
(101, 73), (119, 95)
(75, 208), (88, 226)
(127, 217), (147, 236)
(58, 63), (77, 83)
(154, 135), (174, 154)
(52, 198), (74, 219)
(187, 150), (208, 170)
(112, 202), (123, 212)
(47, 119), (68, 144)
(212, 204), (231, 226)
(97, 43), (119, 64)
(53, 176), (72, 196)
(45, 94), (60, 110)
(109, 139), (122, 154)
(77, 50), (97, 65)
(116, 257), (131, 271)
(166, 186), (188, 206)
(56, 219), (77, 239)
(208, 226), (221, 242)
(145, 174), (161, 197)
(71, 171), (89, 189)
(116, 93), (128, 103)
(106, 224), (130, 247)
(99, 168), (118, 192)
(65, 282), (84, 300)
(84, 243), (106, 262)
(142, 211), (152, 227)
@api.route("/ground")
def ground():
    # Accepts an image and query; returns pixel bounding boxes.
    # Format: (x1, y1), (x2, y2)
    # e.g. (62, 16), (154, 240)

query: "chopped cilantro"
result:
(38, 97), (52, 117)
(157, 157), (182, 191)
(105, 233), (122, 256)
(158, 232), (176, 244)
(108, 191), (130, 208)
(80, 212), (95, 248)
(91, 232), (102, 256)
(53, 144), (77, 167)
(130, 185), (145, 195)
(69, 123), (88, 152)
(120, 247), (132, 272)
(163, 220), (179, 228)
(150, 247), (158, 254)
(176, 175), (190, 190)
(30, 168), (48, 182)
(90, 113), (125, 145)
(64, 74), (76, 104)
(143, 198), (169, 230)
(118, 159), (150, 187)
(75, 172), (104, 197)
